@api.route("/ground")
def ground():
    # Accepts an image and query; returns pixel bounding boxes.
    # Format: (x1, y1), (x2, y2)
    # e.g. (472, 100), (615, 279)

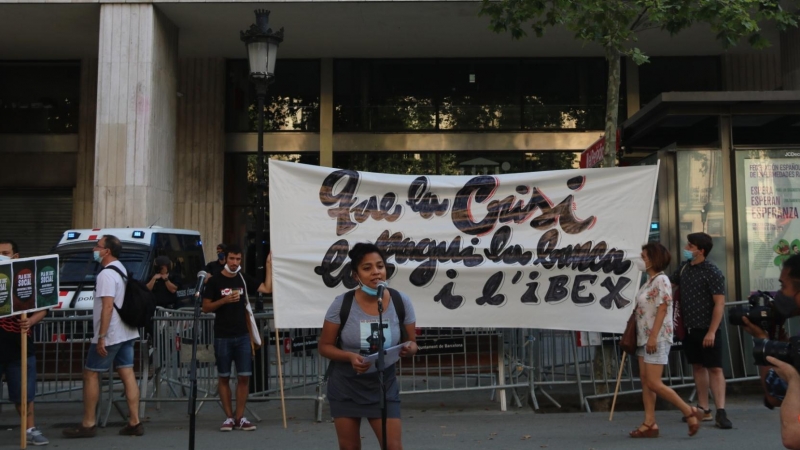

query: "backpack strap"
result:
(324, 290), (355, 381)
(388, 288), (408, 343)
(99, 264), (128, 316)
(334, 290), (355, 349)
(102, 264), (128, 282)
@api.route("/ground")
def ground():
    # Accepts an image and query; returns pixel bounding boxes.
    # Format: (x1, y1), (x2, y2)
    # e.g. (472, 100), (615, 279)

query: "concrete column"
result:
(174, 58), (226, 262)
(781, 27), (800, 90)
(320, 58), (333, 167)
(73, 58), (98, 228)
(93, 4), (178, 228)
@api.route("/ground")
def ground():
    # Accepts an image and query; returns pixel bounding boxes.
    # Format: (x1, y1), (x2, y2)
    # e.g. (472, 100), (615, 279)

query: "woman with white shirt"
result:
(630, 242), (704, 438)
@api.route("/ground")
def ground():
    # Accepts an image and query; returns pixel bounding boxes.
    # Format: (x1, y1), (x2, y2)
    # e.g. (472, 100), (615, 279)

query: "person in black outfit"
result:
(147, 256), (179, 309)
(202, 245), (272, 432)
(205, 244), (227, 280)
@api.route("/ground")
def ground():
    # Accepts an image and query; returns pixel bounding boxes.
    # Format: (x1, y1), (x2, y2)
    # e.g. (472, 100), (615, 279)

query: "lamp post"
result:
(241, 10), (283, 284)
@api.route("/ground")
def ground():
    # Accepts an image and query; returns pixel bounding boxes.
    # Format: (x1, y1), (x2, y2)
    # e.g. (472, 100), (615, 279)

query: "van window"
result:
(152, 233), (205, 286)
(57, 248), (149, 283)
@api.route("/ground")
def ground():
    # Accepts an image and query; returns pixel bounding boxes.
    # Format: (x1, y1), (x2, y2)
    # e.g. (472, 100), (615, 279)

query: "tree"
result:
(480, 0), (799, 167)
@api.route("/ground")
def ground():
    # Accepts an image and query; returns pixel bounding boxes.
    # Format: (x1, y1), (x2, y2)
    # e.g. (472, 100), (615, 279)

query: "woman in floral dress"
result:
(629, 242), (704, 438)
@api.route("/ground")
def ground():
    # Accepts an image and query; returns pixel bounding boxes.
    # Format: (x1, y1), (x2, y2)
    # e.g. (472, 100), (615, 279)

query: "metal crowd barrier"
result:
(0, 313), (152, 427)
(1, 301), (770, 421)
(578, 301), (764, 412)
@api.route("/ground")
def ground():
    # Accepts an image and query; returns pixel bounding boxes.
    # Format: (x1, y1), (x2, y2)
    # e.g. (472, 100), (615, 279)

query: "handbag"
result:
(619, 310), (638, 355)
(238, 274), (263, 354)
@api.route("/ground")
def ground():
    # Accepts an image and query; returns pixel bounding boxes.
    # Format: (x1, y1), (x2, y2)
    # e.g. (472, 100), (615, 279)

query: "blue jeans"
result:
(85, 339), (135, 372)
(214, 334), (253, 377)
(0, 355), (36, 404)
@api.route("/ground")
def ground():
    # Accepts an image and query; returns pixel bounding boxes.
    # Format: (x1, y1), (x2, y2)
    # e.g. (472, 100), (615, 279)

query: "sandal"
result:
(686, 406), (704, 436)
(629, 422), (659, 438)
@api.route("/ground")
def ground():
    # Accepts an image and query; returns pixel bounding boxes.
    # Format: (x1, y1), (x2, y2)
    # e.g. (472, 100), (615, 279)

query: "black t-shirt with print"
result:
(204, 272), (260, 338)
(670, 260), (725, 329)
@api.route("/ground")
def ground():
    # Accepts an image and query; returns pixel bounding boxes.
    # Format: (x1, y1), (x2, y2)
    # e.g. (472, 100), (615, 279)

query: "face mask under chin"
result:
(224, 264), (241, 274)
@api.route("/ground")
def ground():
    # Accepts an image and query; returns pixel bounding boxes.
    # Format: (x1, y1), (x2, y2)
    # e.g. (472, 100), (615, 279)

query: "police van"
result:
(52, 228), (206, 312)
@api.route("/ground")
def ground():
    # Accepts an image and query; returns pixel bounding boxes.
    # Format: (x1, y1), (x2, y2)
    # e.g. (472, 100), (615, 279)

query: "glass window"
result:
(223, 152), (320, 277)
(333, 151), (578, 176)
(735, 148), (800, 296)
(437, 60), (520, 131)
(639, 57), (721, 108)
(520, 59), (606, 130)
(226, 60), (320, 132)
(57, 247), (149, 283)
(0, 62), (80, 133)
(675, 150), (728, 282)
(334, 58), (612, 132)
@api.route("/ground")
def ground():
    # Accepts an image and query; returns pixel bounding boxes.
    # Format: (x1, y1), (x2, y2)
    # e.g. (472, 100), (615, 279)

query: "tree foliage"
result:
(480, 0), (799, 166)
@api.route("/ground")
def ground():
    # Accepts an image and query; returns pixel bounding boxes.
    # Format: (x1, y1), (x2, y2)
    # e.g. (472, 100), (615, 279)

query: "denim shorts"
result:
(0, 355), (36, 404)
(85, 339), (135, 372)
(636, 341), (670, 365)
(214, 334), (253, 377)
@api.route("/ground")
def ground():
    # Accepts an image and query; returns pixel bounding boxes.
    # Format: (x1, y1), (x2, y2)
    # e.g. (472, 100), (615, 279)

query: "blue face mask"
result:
(360, 284), (379, 296)
(217, 252), (225, 261)
(682, 249), (695, 261)
(93, 250), (103, 263)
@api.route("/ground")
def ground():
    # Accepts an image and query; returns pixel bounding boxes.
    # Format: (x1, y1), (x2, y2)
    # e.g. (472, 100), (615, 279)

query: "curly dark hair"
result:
(348, 242), (387, 270)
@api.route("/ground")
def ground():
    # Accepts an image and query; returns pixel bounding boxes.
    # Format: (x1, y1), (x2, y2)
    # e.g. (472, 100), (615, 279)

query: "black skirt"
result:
(327, 362), (400, 418)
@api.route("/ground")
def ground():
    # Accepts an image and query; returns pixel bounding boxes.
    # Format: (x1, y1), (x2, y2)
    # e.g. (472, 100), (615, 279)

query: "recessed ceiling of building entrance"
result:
(0, 2), (780, 60)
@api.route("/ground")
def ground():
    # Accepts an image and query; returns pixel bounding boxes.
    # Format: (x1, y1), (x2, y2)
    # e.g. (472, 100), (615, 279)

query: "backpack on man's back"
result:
(102, 265), (157, 329)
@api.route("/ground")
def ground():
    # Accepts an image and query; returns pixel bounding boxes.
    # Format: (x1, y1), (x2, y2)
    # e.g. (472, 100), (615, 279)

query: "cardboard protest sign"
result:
(0, 255), (60, 318)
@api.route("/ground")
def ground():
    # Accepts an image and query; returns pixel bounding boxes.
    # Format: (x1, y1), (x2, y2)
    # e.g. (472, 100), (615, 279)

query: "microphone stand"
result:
(188, 280), (205, 450)
(376, 286), (387, 450)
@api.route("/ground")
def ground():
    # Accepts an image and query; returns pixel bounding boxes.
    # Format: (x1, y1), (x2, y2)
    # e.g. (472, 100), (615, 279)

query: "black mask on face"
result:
(775, 291), (800, 317)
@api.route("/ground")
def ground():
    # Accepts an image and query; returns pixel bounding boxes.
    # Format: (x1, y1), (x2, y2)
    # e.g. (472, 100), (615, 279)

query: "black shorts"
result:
(683, 328), (723, 368)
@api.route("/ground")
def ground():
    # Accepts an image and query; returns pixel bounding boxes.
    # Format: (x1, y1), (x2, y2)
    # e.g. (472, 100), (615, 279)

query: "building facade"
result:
(1, 1), (798, 302)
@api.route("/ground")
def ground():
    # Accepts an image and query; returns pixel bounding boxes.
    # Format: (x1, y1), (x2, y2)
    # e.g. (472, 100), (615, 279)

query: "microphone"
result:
(375, 280), (389, 302)
(193, 270), (208, 298)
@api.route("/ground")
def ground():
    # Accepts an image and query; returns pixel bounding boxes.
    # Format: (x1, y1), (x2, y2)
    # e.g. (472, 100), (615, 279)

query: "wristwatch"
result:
(98, 334), (107, 339)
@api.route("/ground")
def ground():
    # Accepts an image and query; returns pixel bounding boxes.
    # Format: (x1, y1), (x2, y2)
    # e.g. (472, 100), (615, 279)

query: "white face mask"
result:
(634, 258), (649, 272)
(224, 264), (241, 274)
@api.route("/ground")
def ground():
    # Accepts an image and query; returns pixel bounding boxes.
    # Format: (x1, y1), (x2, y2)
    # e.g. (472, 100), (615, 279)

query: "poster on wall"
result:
(0, 255), (60, 319)
(744, 157), (800, 294)
(269, 161), (659, 333)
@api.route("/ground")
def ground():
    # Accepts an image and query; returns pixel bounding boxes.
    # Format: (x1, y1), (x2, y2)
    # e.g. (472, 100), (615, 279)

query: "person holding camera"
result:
(671, 232), (732, 429)
(147, 256), (179, 309)
(741, 254), (800, 449)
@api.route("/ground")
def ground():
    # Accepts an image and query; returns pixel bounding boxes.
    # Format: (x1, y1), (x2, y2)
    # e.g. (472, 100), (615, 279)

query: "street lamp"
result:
(241, 9), (283, 284)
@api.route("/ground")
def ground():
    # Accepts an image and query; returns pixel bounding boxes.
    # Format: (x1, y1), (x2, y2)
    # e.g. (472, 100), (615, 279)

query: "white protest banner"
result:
(0, 255), (60, 318)
(269, 161), (658, 332)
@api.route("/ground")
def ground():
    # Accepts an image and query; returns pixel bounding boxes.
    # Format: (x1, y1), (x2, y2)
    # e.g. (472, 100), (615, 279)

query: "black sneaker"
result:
(715, 409), (733, 429)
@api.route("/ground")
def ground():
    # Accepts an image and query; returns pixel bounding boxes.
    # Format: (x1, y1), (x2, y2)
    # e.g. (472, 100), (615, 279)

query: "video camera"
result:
(729, 291), (779, 331)
(753, 336), (800, 372)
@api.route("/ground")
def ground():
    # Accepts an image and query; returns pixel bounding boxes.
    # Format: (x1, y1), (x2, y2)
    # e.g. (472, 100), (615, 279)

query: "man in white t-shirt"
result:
(63, 235), (144, 438)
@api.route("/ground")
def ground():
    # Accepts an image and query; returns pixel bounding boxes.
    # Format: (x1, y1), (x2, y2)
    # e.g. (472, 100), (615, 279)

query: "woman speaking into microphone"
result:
(319, 242), (418, 450)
